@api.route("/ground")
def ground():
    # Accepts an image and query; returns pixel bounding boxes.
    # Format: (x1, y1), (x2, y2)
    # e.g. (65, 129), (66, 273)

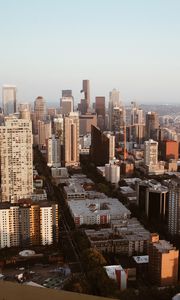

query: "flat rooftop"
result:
(153, 240), (177, 253)
(68, 198), (131, 218)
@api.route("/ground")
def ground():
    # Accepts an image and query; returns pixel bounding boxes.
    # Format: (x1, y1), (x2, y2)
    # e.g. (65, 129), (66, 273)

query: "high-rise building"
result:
(0, 116), (33, 203)
(160, 140), (179, 161)
(2, 85), (17, 115)
(46, 134), (61, 167)
(137, 180), (168, 222)
(109, 89), (120, 131)
(79, 113), (97, 135)
(60, 97), (73, 115)
(168, 179), (180, 235)
(37, 120), (52, 147)
(90, 126), (115, 166)
(0, 201), (59, 249)
(34, 96), (47, 133)
(82, 80), (90, 112)
(95, 97), (105, 120)
(64, 112), (79, 166)
(146, 112), (159, 140)
(40, 203), (59, 245)
(144, 139), (158, 166)
(112, 106), (125, 132)
(148, 233), (179, 286)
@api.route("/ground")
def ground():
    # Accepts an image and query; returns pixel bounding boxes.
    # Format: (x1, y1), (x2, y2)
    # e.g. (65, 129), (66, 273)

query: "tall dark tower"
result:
(82, 80), (90, 112)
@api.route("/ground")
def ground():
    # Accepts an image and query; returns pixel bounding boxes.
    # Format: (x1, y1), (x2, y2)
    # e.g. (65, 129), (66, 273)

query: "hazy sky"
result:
(0, 0), (180, 106)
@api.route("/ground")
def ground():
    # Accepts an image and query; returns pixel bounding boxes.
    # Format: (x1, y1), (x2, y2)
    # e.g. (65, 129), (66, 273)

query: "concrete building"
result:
(60, 91), (74, 115)
(82, 80), (90, 112)
(68, 198), (131, 226)
(64, 112), (79, 166)
(79, 113), (97, 135)
(109, 89), (121, 131)
(0, 116), (33, 203)
(168, 179), (180, 235)
(0, 201), (58, 249)
(37, 120), (52, 147)
(146, 112), (159, 140)
(148, 234), (178, 286)
(144, 139), (158, 166)
(46, 134), (61, 167)
(34, 96), (47, 133)
(90, 126), (115, 166)
(137, 180), (168, 222)
(85, 218), (150, 257)
(105, 163), (120, 184)
(2, 85), (17, 115)
(40, 203), (58, 245)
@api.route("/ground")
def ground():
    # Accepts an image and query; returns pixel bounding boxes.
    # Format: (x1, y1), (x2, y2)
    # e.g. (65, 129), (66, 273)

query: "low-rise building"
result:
(68, 198), (131, 226)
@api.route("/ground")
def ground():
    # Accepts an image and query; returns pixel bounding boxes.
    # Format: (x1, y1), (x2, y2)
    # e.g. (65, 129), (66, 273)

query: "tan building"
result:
(79, 113), (97, 135)
(34, 96), (47, 133)
(37, 120), (52, 147)
(148, 233), (179, 286)
(0, 116), (33, 203)
(64, 112), (79, 166)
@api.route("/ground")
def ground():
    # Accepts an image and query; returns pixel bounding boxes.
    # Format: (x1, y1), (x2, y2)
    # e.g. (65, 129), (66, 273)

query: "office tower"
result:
(137, 180), (168, 222)
(144, 139), (158, 166)
(168, 180), (180, 235)
(79, 113), (97, 135)
(112, 106), (125, 132)
(104, 132), (115, 160)
(60, 90), (74, 115)
(109, 89), (120, 131)
(46, 134), (61, 167)
(40, 203), (59, 245)
(34, 96), (47, 133)
(19, 106), (31, 120)
(18, 103), (31, 112)
(82, 80), (90, 112)
(131, 102), (144, 125)
(2, 85), (17, 115)
(95, 96), (105, 130)
(37, 120), (52, 147)
(54, 115), (64, 144)
(0, 116), (33, 203)
(146, 111), (159, 140)
(95, 97), (105, 119)
(148, 234), (179, 286)
(0, 201), (59, 249)
(62, 90), (72, 97)
(90, 126), (115, 166)
(64, 112), (79, 166)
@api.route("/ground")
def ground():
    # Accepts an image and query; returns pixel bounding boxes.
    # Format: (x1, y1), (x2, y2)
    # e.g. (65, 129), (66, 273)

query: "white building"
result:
(0, 116), (33, 202)
(105, 163), (120, 184)
(46, 134), (61, 167)
(40, 204), (58, 245)
(144, 139), (158, 166)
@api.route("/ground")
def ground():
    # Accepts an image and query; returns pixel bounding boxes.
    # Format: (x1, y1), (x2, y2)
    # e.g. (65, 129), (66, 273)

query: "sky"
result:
(0, 0), (180, 106)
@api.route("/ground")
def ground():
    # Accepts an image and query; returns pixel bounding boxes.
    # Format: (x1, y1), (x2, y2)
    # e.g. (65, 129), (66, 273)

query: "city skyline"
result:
(0, 0), (180, 104)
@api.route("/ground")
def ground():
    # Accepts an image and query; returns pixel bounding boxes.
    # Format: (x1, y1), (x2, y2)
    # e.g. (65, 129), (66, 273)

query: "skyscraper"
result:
(144, 139), (158, 166)
(60, 90), (74, 115)
(34, 96), (47, 133)
(109, 89), (120, 131)
(146, 111), (159, 140)
(82, 80), (90, 111)
(168, 180), (180, 235)
(0, 116), (33, 202)
(64, 112), (79, 166)
(2, 85), (17, 115)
